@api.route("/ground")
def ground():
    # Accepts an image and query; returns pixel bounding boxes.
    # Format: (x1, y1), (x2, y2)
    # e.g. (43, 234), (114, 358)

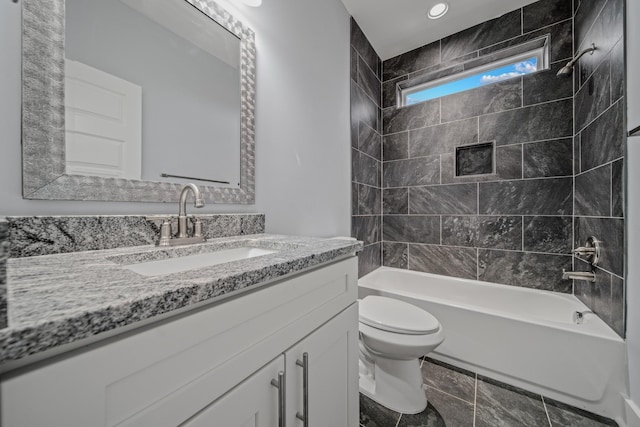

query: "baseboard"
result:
(625, 398), (640, 427)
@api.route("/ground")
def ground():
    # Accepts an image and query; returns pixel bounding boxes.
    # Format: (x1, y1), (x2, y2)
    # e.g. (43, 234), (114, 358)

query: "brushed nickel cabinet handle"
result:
(271, 371), (286, 427)
(295, 352), (309, 427)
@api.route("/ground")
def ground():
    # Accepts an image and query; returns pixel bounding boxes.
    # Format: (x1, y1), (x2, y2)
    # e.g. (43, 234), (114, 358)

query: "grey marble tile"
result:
(360, 393), (401, 426)
(575, 165), (612, 217)
(456, 143), (494, 176)
(383, 188), (408, 214)
(441, 9), (522, 62)
(574, 0), (607, 51)
(383, 75), (407, 109)
(383, 132), (409, 161)
(358, 185), (382, 216)
(479, 99), (573, 146)
(441, 79), (522, 123)
(441, 216), (477, 248)
(523, 216), (572, 254)
(612, 159), (624, 218)
(476, 377), (550, 427)
(358, 55), (381, 107)
(480, 19), (573, 64)
(523, 0), (573, 33)
(0, 221), (7, 329)
(383, 100), (440, 134)
(421, 358), (476, 403)
(409, 244), (477, 280)
(409, 184), (477, 215)
(409, 118), (478, 158)
(611, 276), (624, 337)
(350, 46), (358, 84)
(383, 216), (440, 244)
(397, 387), (474, 427)
(353, 148), (380, 187)
(575, 58), (611, 132)
(580, 100), (624, 171)
(352, 80), (379, 139)
(574, 135), (581, 175)
(545, 397), (618, 427)
(359, 243), (382, 278)
(383, 242), (408, 269)
(352, 182), (358, 215)
(574, 259), (594, 308)
(478, 250), (572, 292)
(383, 157), (440, 188)
(443, 216), (524, 251)
(575, 216), (624, 277)
(611, 39), (624, 103)
(523, 138), (573, 178)
(359, 123), (382, 161)
(495, 145), (523, 180)
(479, 178), (572, 215)
(353, 216), (380, 246)
(383, 40), (440, 82)
(591, 268), (613, 326)
(523, 62), (574, 106)
(351, 18), (381, 80)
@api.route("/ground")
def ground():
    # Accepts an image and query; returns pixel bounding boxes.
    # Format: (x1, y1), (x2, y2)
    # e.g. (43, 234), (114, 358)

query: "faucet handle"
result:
(158, 219), (173, 246)
(193, 217), (204, 239)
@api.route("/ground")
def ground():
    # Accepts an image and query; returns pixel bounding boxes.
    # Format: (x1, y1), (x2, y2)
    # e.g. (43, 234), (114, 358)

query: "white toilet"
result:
(358, 296), (445, 414)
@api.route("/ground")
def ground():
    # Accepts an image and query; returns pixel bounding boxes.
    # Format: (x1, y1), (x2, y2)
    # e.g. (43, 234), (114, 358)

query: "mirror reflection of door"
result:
(65, 0), (242, 188)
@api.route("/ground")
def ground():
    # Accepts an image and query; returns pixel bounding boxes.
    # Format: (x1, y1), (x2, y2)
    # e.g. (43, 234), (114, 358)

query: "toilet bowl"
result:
(358, 295), (445, 414)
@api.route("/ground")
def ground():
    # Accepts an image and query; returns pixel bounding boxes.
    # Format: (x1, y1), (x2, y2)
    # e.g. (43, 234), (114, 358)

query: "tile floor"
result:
(359, 357), (618, 427)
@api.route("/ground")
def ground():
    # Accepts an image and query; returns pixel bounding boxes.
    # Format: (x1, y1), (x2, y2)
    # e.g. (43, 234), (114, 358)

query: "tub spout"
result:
(562, 269), (596, 282)
(573, 310), (593, 324)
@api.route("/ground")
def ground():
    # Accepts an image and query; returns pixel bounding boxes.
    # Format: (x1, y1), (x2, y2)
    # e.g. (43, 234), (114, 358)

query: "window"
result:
(399, 36), (550, 107)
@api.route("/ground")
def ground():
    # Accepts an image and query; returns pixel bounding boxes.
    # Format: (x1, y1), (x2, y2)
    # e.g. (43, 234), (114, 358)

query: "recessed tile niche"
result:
(455, 142), (495, 177)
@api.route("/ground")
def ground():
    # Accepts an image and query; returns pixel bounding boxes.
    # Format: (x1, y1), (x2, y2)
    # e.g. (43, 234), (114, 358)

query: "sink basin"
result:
(123, 247), (277, 277)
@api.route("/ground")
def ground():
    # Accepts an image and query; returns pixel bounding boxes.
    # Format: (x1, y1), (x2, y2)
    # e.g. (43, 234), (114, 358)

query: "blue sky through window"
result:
(405, 58), (538, 105)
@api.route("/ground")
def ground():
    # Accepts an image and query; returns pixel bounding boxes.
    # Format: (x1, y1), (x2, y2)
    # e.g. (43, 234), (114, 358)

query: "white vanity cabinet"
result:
(0, 257), (359, 427)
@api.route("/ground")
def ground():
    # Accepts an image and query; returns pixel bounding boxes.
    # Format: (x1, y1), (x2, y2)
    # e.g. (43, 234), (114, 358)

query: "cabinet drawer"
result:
(1, 257), (358, 427)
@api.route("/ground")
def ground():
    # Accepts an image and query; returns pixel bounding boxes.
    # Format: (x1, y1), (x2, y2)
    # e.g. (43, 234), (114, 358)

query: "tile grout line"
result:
(541, 396), (553, 427)
(473, 373), (478, 427)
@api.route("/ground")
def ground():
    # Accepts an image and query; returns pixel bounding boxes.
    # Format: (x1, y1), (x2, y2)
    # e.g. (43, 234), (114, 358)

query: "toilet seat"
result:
(359, 296), (439, 335)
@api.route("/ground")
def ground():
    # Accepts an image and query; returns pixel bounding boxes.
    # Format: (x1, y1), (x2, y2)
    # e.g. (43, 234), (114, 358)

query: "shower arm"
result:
(566, 44), (597, 68)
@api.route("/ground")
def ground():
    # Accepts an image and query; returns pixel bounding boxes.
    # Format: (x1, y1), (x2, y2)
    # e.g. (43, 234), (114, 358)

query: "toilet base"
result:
(358, 356), (427, 414)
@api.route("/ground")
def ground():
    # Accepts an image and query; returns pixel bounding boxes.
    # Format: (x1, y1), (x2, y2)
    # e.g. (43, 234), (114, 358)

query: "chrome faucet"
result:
(155, 183), (206, 247)
(562, 269), (596, 282)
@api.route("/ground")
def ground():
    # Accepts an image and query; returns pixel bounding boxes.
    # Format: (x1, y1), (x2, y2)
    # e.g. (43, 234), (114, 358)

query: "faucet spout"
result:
(177, 183), (205, 238)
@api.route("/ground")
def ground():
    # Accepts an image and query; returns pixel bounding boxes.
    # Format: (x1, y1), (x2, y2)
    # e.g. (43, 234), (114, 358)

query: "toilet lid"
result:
(359, 296), (440, 335)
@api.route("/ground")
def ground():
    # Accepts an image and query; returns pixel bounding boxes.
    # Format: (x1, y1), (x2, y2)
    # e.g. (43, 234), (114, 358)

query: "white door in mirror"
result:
(64, 59), (142, 180)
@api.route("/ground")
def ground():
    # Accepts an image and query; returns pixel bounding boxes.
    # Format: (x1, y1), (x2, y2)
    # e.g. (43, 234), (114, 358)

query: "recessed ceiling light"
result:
(427, 2), (449, 19)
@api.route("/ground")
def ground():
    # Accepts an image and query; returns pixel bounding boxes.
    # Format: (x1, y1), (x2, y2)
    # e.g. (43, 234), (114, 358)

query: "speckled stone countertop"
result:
(0, 234), (362, 367)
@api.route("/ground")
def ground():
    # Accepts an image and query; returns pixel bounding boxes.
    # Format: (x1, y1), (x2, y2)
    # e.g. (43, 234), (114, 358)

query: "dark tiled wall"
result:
(0, 221), (7, 329)
(380, 0), (576, 293)
(351, 19), (383, 277)
(572, 0), (625, 337)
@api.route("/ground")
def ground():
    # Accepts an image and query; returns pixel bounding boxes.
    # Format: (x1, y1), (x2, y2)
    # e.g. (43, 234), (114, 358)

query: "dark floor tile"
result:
(478, 250), (572, 292)
(575, 58), (611, 132)
(384, 132), (409, 161)
(384, 157), (440, 188)
(479, 178), (572, 215)
(545, 397), (618, 427)
(383, 41), (440, 81)
(421, 359), (476, 403)
(383, 188), (408, 215)
(409, 244), (477, 280)
(441, 9), (522, 62)
(352, 216), (380, 246)
(479, 99), (573, 146)
(358, 243), (382, 278)
(398, 388), (474, 427)
(523, 216), (572, 254)
(409, 118), (478, 158)
(441, 79), (522, 123)
(383, 100), (440, 134)
(358, 184), (382, 215)
(384, 216), (440, 244)
(476, 377), (550, 427)
(358, 55), (382, 107)
(360, 393), (401, 427)
(575, 165), (611, 217)
(523, 138), (573, 178)
(351, 18), (381, 80)
(383, 242), (408, 269)
(523, 0), (573, 33)
(523, 61), (574, 106)
(575, 216), (624, 277)
(409, 184), (477, 215)
(580, 100), (624, 172)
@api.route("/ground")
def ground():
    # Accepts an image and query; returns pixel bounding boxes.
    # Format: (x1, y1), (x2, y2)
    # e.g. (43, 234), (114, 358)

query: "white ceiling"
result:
(341, 0), (540, 60)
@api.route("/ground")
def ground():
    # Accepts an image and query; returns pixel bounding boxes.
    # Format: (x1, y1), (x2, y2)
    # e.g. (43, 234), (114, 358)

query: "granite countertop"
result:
(0, 234), (362, 367)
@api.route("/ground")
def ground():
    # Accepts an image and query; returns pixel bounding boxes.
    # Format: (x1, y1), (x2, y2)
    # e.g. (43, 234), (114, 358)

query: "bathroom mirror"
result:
(21, 0), (256, 204)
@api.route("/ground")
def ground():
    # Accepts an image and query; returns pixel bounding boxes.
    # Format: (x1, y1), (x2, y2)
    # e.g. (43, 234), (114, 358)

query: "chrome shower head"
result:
(556, 43), (596, 78)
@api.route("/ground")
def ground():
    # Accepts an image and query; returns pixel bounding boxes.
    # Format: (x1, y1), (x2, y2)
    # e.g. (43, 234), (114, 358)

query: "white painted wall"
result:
(0, 0), (351, 238)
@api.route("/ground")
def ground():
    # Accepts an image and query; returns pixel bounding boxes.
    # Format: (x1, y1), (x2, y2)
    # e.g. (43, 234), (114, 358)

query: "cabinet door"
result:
(285, 304), (359, 427)
(180, 355), (284, 427)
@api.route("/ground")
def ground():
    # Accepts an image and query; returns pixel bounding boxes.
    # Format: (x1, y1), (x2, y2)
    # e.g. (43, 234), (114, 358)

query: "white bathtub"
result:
(358, 267), (628, 420)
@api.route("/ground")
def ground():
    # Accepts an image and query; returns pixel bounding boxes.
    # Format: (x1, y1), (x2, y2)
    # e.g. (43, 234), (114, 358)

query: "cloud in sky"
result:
(480, 60), (537, 84)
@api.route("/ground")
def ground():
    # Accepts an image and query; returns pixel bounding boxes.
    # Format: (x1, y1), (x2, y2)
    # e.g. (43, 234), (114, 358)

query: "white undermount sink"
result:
(123, 247), (278, 277)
